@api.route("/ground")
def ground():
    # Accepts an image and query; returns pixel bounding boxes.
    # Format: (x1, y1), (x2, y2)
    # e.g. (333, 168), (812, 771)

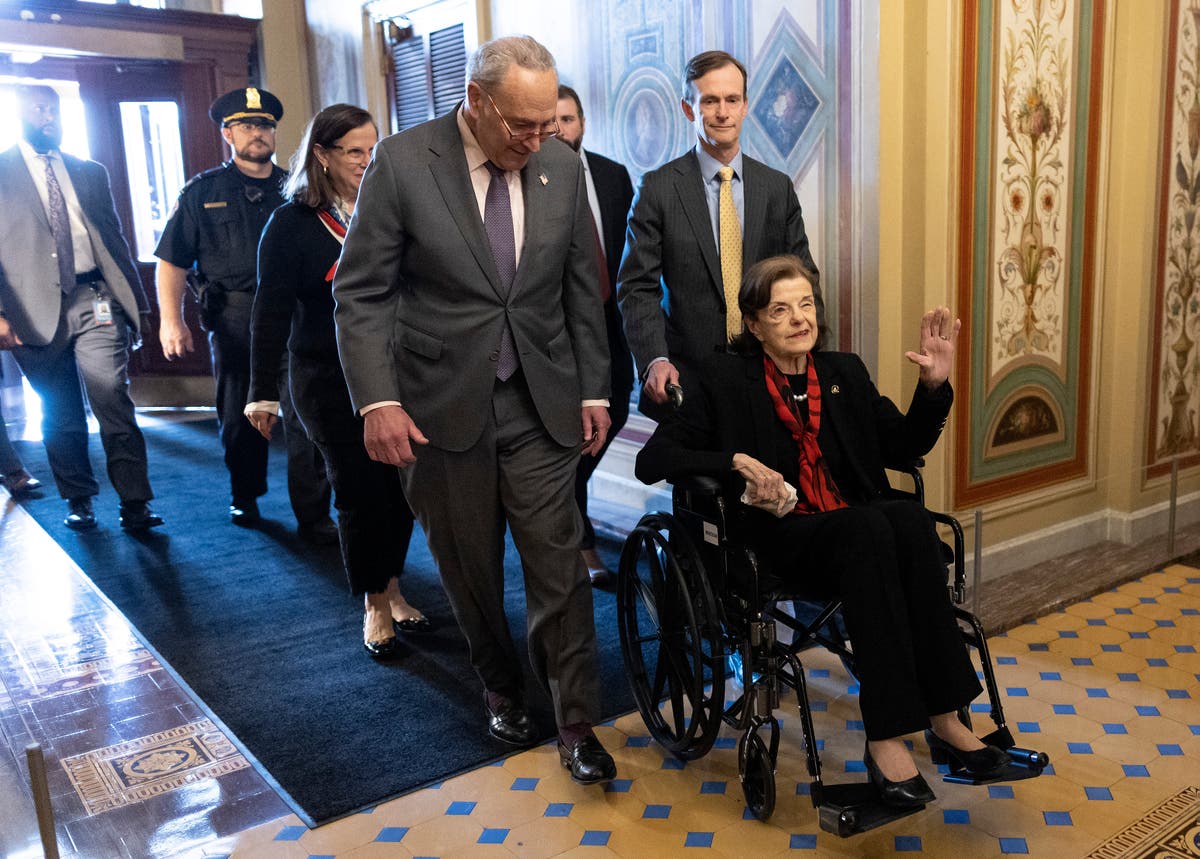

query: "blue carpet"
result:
(12, 417), (632, 825)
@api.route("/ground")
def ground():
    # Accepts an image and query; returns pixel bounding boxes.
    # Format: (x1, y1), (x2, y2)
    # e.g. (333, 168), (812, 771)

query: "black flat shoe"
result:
(925, 730), (1009, 777)
(230, 498), (261, 526)
(558, 735), (616, 785)
(64, 498), (97, 531)
(4, 470), (42, 496)
(298, 516), (339, 545)
(363, 636), (401, 660)
(120, 501), (164, 531)
(864, 745), (935, 808)
(393, 615), (434, 635)
(485, 693), (537, 746)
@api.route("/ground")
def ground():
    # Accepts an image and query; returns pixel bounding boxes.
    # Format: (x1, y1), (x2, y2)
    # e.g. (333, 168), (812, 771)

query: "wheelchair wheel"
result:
(617, 512), (725, 760)
(738, 728), (777, 820)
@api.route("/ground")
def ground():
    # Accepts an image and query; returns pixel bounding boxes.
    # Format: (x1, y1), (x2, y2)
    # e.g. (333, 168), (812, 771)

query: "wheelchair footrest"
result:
(816, 782), (925, 837)
(939, 747), (1049, 786)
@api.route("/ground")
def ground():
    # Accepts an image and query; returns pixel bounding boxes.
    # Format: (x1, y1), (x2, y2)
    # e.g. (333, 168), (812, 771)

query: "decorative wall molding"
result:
(954, 0), (1106, 507)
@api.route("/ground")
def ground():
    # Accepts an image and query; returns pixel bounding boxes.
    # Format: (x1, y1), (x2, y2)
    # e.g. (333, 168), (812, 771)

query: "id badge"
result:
(93, 297), (114, 325)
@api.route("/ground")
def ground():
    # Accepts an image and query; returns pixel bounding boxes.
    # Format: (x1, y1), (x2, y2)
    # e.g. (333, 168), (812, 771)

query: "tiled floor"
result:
(2, 433), (1199, 857)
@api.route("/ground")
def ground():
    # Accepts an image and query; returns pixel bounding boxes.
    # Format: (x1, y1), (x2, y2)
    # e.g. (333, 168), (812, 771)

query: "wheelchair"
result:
(615, 463), (1048, 836)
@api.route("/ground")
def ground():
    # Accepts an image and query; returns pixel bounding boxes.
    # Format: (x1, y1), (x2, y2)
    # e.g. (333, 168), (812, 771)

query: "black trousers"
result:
(290, 359), (414, 594)
(764, 499), (982, 740)
(208, 292), (329, 521)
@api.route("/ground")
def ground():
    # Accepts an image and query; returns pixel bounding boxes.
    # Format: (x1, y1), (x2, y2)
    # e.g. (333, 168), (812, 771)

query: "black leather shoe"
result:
(119, 501), (164, 531)
(230, 498), (261, 525)
(3, 469), (42, 496)
(64, 498), (97, 531)
(363, 636), (402, 660)
(864, 745), (935, 808)
(558, 735), (617, 785)
(485, 694), (537, 746)
(298, 516), (339, 545)
(925, 730), (1009, 777)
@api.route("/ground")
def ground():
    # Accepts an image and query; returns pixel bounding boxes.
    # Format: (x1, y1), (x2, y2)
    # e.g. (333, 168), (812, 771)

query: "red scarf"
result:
(762, 354), (847, 514)
(316, 208), (347, 282)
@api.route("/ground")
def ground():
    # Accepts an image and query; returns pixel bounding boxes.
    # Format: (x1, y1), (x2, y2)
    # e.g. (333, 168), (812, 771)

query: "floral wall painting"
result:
(955, 0), (1104, 507)
(1150, 0), (1200, 476)
(994, 1), (1070, 371)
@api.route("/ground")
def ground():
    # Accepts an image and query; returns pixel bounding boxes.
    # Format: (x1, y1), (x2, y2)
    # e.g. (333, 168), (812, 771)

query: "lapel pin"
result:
(831, 385), (840, 394)
(539, 173), (548, 185)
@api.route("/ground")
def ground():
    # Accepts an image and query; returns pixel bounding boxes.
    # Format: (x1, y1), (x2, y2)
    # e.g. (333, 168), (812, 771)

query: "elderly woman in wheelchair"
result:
(632, 254), (1020, 817)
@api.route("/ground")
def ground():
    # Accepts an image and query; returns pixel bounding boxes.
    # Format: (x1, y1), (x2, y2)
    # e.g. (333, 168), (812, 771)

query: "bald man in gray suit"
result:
(333, 36), (616, 785)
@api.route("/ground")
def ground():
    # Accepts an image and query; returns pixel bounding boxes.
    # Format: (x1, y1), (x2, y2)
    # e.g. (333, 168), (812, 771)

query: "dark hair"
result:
(557, 84), (583, 120)
(729, 255), (827, 354)
(15, 83), (60, 107)
(284, 103), (376, 208)
(682, 50), (748, 101)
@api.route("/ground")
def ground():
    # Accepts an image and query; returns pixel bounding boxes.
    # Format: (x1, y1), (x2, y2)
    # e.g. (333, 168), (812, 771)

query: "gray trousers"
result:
(12, 285), (151, 502)
(401, 372), (600, 728)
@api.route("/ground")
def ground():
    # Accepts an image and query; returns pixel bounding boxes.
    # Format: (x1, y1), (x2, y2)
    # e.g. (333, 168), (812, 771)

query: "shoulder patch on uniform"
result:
(177, 163), (230, 197)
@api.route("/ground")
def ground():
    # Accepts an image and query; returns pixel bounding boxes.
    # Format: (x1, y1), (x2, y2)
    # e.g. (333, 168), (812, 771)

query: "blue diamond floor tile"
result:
(374, 827), (408, 843)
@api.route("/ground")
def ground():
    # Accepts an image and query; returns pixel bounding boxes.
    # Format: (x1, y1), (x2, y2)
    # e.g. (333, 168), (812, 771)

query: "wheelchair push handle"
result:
(666, 383), (684, 410)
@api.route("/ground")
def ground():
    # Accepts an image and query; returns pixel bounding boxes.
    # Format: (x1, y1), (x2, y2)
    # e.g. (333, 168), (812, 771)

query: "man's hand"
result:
(246, 410), (278, 441)
(159, 318), (194, 361)
(0, 317), (22, 350)
(581, 404), (612, 457)
(904, 305), (961, 389)
(642, 360), (680, 405)
(364, 405), (429, 467)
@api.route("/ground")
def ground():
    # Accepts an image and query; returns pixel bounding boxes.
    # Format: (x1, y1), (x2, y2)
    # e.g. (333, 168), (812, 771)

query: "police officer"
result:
(154, 87), (333, 537)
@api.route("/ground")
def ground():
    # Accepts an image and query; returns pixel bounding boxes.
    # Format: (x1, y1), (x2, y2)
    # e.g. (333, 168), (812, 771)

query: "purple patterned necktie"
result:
(42, 155), (76, 293)
(483, 161), (518, 380)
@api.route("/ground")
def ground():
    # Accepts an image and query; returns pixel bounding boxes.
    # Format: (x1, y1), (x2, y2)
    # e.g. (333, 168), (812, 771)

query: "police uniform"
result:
(154, 88), (330, 525)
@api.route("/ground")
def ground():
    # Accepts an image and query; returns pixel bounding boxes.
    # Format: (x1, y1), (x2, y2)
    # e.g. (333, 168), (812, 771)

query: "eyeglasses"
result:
(479, 87), (559, 142)
(324, 144), (371, 164)
(227, 120), (276, 133)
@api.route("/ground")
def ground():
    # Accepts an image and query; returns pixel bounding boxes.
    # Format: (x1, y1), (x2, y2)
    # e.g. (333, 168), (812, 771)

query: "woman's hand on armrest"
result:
(732, 453), (790, 508)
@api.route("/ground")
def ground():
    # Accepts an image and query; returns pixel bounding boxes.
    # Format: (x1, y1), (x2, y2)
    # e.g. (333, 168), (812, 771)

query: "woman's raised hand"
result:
(904, 305), (961, 389)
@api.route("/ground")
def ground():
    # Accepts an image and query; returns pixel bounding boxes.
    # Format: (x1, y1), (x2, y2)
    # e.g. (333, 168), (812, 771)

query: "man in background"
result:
(554, 84), (634, 587)
(618, 50), (818, 419)
(0, 84), (162, 531)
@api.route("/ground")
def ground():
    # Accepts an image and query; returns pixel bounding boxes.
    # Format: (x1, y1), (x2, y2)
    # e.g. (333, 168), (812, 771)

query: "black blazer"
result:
(635, 350), (953, 508)
(585, 149), (635, 405)
(616, 149), (817, 379)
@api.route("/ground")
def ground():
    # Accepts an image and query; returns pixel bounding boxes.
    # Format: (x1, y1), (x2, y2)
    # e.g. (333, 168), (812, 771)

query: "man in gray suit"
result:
(618, 50), (818, 417)
(333, 36), (616, 785)
(0, 84), (161, 531)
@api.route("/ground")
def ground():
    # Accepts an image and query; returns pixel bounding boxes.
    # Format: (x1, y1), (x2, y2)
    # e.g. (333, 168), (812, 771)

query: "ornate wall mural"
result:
(581, 0), (854, 346)
(954, 0), (1104, 507)
(1149, 0), (1200, 476)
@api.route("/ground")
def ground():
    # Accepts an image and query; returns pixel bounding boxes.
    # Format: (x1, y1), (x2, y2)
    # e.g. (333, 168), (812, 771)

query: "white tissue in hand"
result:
(740, 481), (798, 517)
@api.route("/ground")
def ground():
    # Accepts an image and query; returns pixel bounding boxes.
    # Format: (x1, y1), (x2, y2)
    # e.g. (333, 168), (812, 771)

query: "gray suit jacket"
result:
(0, 145), (147, 346)
(333, 109), (610, 452)
(616, 149), (817, 379)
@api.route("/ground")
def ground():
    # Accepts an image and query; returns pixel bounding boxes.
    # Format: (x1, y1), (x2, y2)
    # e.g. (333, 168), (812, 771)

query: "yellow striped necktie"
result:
(718, 165), (742, 341)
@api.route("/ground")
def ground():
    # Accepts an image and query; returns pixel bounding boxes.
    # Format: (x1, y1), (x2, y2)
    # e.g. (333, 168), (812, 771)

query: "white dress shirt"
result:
(18, 139), (100, 276)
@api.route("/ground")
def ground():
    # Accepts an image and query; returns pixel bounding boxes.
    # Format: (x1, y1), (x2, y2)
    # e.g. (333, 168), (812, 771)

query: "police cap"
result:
(209, 87), (283, 127)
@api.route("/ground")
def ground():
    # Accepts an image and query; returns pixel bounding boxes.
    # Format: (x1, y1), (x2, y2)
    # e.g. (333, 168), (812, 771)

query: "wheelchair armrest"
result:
(671, 474), (724, 497)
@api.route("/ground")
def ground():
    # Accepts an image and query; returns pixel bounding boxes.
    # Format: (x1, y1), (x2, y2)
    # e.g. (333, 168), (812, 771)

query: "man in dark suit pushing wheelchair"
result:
(628, 254), (1044, 828)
